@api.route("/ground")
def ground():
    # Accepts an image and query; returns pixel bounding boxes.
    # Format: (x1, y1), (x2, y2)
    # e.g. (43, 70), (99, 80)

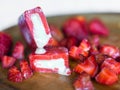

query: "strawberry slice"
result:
(62, 16), (88, 41)
(89, 18), (109, 36)
(20, 60), (33, 79)
(69, 46), (81, 60)
(101, 58), (120, 74)
(73, 73), (94, 90)
(60, 37), (78, 49)
(95, 54), (106, 65)
(0, 32), (12, 59)
(100, 44), (120, 59)
(78, 39), (91, 57)
(73, 55), (98, 77)
(49, 24), (64, 42)
(95, 67), (118, 85)
(2, 56), (16, 68)
(8, 66), (23, 82)
(69, 39), (91, 60)
(12, 41), (24, 60)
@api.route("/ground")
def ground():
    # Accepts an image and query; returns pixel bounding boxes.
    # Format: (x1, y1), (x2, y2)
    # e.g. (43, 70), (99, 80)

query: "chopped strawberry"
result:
(8, 66), (23, 82)
(95, 67), (118, 85)
(89, 18), (109, 36)
(73, 73), (94, 90)
(60, 37), (78, 49)
(0, 32), (12, 59)
(20, 60), (33, 79)
(62, 16), (88, 41)
(90, 35), (100, 47)
(90, 45), (99, 55)
(73, 55), (98, 77)
(101, 58), (120, 74)
(69, 46), (83, 61)
(100, 44), (120, 59)
(78, 39), (91, 56)
(95, 54), (106, 65)
(2, 56), (16, 68)
(49, 24), (64, 42)
(12, 41), (24, 60)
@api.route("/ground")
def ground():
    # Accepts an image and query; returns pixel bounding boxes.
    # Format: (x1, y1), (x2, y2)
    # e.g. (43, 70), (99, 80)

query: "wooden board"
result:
(1, 14), (120, 90)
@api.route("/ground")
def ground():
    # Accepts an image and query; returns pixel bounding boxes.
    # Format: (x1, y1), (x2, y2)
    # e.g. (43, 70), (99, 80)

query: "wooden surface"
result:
(1, 14), (120, 90)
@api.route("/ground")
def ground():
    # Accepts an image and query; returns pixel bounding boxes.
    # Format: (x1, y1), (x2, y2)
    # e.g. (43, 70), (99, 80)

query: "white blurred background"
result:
(0, 0), (120, 30)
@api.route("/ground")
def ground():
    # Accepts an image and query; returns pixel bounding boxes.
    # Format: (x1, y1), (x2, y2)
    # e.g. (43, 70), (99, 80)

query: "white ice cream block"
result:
(18, 7), (52, 51)
(29, 47), (71, 76)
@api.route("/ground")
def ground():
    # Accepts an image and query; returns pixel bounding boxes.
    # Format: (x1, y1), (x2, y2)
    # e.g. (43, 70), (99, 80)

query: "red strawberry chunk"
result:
(62, 16), (88, 41)
(95, 67), (118, 85)
(2, 56), (16, 68)
(74, 55), (98, 77)
(89, 18), (109, 36)
(12, 41), (24, 60)
(90, 45), (99, 55)
(60, 37), (78, 50)
(49, 24), (64, 42)
(69, 46), (80, 60)
(101, 58), (120, 74)
(100, 44), (120, 59)
(95, 54), (106, 65)
(20, 60), (33, 79)
(90, 35), (100, 47)
(78, 39), (91, 57)
(69, 39), (91, 60)
(0, 32), (12, 59)
(8, 66), (23, 82)
(73, 73), (94, 90)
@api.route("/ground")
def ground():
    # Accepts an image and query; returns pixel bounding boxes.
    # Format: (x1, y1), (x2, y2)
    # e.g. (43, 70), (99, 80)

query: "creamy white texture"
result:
(34, 58), (70, 75)
(35, 48), (46, 54)
(31, 13), (51, 54)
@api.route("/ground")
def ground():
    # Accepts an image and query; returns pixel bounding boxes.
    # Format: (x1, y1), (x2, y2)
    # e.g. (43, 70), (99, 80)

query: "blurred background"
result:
(0, 0), (120, 30)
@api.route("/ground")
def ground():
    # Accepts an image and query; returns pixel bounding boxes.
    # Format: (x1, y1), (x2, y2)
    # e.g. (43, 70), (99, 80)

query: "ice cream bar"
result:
(29, 47), (71, 76)
(18, 7), (52, 51)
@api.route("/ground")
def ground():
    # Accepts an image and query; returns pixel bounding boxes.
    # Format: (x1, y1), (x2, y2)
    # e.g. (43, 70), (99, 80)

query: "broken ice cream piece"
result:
(29, 47), (71, 76)
(18, 7), (52, 51)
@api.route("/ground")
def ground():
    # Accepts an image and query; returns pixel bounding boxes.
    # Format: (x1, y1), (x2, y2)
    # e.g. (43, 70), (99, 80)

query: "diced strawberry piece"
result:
(20, 60), (33, 79)
(95, 54), (106, 65)
(90, 45), (99, 55)
(69, 46), (81, 60)
(100, 44), (120, 59)
(62, 16), (88, 41)
(0, 32), (12, 59)
(8, 66), (23, 82)
(60, 37), (78, 49)
(89, 18), (109, 36)
(73, 73), (94, 90)
(78, 39), (91, 57)
(18, 7), (52, 51)
(29, 47), (71, 76)
(74, 55), (98, 77)
(2, 56), (16, 68)
(89, 35), (100, 47)
(12, 42), (24, 60)
(115, 56), (120, 62)
(69, 39), (91, 60)
(49, 24), (64, 42)
(101, 58), (120, 74)
(95, 67), (118, 85)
